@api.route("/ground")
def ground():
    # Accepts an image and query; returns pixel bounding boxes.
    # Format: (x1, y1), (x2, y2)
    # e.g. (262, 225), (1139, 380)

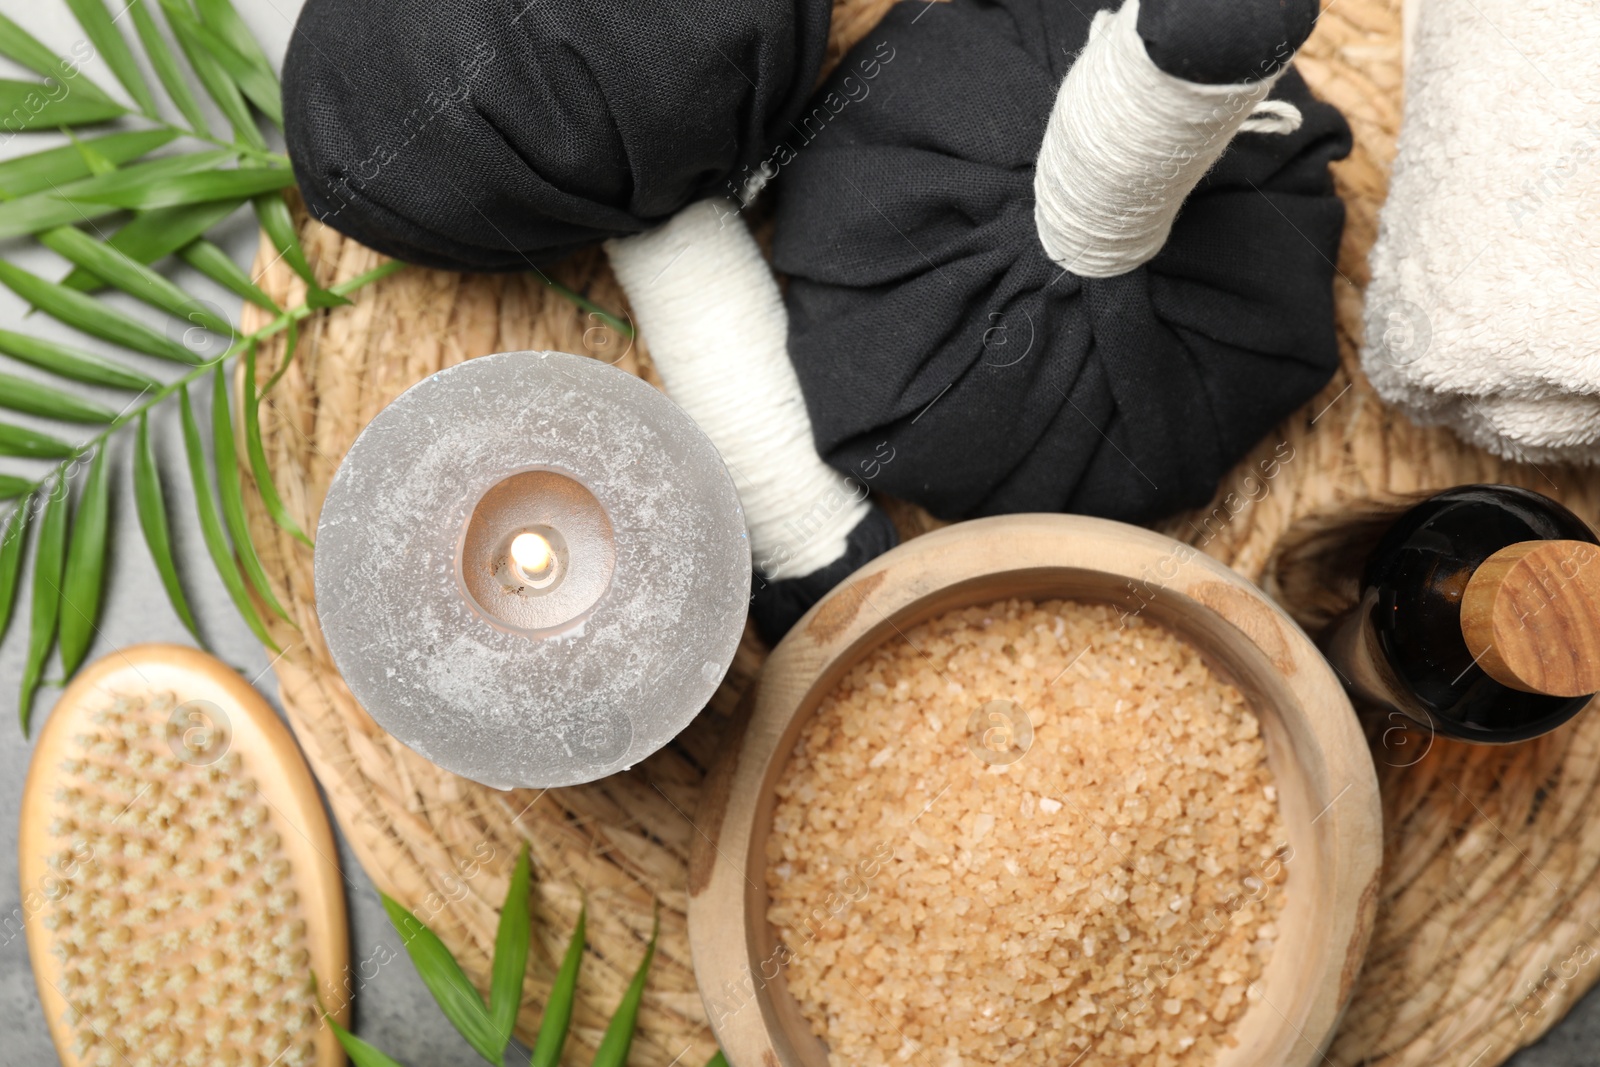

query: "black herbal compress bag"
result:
(771, 0), (1353, 524)
(283, 0), (831, 269)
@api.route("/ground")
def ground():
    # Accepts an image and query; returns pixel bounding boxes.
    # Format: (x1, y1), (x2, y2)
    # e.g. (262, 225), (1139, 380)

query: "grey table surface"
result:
(0, 3), (1597, 1065)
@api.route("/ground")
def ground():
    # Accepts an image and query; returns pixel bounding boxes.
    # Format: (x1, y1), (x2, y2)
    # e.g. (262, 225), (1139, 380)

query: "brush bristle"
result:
(43, 690), (322, 1066)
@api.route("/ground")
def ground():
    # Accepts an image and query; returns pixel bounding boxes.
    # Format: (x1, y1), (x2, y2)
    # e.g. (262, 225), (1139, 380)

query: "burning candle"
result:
(315, 350), (750, 789)
(510, 532), (554, 582)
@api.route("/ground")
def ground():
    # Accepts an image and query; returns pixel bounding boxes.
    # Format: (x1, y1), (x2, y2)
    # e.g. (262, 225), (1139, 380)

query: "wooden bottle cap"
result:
(1460, 540), (1600, 696)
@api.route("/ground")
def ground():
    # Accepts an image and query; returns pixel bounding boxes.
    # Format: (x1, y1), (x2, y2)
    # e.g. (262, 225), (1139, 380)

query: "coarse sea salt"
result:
(766, 598), (1287, 1067)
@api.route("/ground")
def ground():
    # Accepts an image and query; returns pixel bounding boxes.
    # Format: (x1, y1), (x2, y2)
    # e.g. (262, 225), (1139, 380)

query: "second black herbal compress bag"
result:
(772, 0), (1353, 523)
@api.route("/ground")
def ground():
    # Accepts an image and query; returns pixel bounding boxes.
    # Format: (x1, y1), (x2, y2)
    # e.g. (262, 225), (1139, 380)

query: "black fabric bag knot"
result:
(283, 0), (833, 270)
(771, 0), (1353, 524)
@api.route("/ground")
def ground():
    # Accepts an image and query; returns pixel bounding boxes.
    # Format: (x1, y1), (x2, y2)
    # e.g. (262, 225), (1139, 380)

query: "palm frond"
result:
(367, 847), (709, 1067)
(242, 341), (307, 544)
(56, 445), (110, 676)
(63, 0), (160, 117)
(0, 12), (113, 100)
(19, 475), (67, 733)
(255, 191), (347, 306)
(0, 258), (201, 363)
(59, 200), (244, 291)
(125, 0), (210, 134)
(182, 236), (277, 311)
(179, 382), (278, 652)
(0, 372), (117, 423)
(0, 129), (177, 196)
(210, 363), (290, 623)
(0, 504), (29, 641)
(39, 224), (233, 333)
(156, 0), (265, 150)
(0, 424), (76, 459)
(0, 81), (127, 130)
(133, 412), (201, 643)
(0, 329), (161, 391)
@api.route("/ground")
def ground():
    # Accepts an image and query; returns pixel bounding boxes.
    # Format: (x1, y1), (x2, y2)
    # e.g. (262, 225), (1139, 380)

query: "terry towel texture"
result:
(1365, 0), (1600, 464)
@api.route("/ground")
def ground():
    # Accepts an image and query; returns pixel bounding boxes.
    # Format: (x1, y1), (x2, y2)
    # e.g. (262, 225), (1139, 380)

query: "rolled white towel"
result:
(1364, 0), (1600, 463)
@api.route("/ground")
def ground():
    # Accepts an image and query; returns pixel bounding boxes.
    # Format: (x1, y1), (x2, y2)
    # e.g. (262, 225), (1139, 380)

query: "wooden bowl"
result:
(688, 515), (1382, 1067)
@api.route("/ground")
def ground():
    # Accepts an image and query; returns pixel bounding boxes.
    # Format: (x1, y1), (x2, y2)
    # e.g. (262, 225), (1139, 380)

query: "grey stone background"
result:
(0, 2), (1595, 1065)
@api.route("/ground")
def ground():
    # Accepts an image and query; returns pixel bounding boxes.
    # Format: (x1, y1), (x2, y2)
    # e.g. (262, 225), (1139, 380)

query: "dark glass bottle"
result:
(1323, 485), (1599, 743)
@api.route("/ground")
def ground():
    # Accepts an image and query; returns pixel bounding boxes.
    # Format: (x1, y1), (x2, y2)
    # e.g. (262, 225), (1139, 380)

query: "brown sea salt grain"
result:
(765, 598), (1287, 1067)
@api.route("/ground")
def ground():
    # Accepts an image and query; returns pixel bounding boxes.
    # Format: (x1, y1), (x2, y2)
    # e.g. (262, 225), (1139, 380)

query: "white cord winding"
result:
(605, 201), (870, 581)
(1033, 0), (1301, 278)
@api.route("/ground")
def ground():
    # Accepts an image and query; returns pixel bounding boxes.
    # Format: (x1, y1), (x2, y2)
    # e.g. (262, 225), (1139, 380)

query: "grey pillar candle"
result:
(315, 350), (751, 789)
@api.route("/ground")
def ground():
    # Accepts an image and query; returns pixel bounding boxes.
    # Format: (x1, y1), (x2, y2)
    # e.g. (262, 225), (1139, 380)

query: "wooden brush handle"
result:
(1461, 540), (1600, 697)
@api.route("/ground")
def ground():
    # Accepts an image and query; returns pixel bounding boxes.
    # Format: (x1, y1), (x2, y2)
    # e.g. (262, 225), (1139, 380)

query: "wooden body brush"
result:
(18, 644), (349, 1067)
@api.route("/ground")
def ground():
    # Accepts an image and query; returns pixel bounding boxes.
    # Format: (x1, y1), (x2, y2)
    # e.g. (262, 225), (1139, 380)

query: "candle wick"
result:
(510, 531), (556, 582)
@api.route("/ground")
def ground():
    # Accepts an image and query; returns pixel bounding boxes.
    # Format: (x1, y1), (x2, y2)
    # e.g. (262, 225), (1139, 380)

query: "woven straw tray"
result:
(237, 0), (1600, 1063)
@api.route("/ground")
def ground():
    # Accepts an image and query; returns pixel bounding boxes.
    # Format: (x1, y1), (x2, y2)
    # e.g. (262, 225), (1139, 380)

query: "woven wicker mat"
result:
(236, 1), (1600, 1064)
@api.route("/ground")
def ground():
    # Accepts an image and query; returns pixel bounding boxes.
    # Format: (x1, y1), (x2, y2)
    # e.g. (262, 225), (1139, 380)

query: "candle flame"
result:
(510, 532), (553, 576)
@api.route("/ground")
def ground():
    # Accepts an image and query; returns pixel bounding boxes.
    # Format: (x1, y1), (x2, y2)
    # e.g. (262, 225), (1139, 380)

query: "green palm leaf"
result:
(62, 200), (244, 291)
(326, 1017), (407, 1067)
(590, 913), (659, 1067)
(530, 900), (587, 1067)
(0, 424), (75, 459)
(0, 12), (113, 100)
(254, 192), (350, 307)
(0, 188), (118, 241)
(48, 148), (235, 202)
(194, 0), (276, 78)
(489, 845), (533, 1061)
(0, 80), (128, 130)
(261, 318), (298, 395)
(0, 372), (117, 423)
(0, 503), (28, 644)
(57, 445), (110, 676)
(63, 0), (159, 117)
(0, 129), (176, 197)
(64, 166), (295, 210)
(180, 15), (281, 127)
(179, 384), (277, 652)
(134, 413), (201, 643)
(125, 0), (209, 135)
(182, 237), (278, 312)
(63, 130), (116, 176)
(210, 364), (289, 621)
(39, 225), (235, 335)
(0, 150), (235, 240)
(381, 893), (505, 1064)
(242, 342), (308, 544)
(20, 474), (68, 734)
(0, 259), (200, 364)
(0, 477), (34, 502)
(0, 329), (160, 392)
(157, 0), (266, 150)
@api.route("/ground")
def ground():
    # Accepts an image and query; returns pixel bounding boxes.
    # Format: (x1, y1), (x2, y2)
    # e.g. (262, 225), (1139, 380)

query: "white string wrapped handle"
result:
(606, 201), (870, 581)
(1033, 0), (1300, 278)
